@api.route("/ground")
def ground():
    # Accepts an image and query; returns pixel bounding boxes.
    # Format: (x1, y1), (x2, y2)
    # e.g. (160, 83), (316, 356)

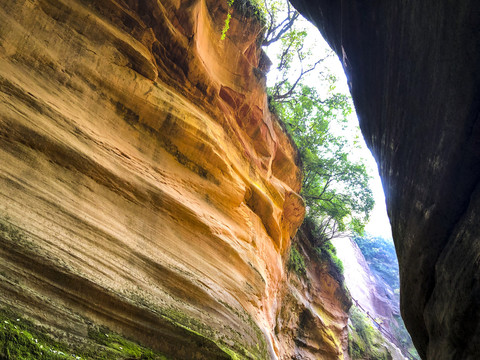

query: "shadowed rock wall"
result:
(288, 0), (480, 359)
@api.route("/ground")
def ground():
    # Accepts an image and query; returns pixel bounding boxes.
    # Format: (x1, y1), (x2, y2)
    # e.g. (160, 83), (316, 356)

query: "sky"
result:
(264, 13), (393, 239)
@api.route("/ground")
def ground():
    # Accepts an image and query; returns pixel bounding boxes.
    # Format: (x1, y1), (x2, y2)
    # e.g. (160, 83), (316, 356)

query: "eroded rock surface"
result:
(277, 229), (351, 360)
(0, 0), (312, 358)
(333, 238), (397, 325)
(289, 0), (480, 358)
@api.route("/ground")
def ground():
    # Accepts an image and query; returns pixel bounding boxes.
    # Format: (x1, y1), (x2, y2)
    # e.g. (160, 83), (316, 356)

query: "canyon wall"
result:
(277, 228), (351, 360)
(289, 0), (480, 359)
(333, 238), (398, 327)
(0, 0), (351, 358)
(333, 237), (414, 360)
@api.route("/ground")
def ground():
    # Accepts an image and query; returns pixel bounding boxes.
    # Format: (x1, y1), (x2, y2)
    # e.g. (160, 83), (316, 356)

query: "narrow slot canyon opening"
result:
(260, 0), (419, 358)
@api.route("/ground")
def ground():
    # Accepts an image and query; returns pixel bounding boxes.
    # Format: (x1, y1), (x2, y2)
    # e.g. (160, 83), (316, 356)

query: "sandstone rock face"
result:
(277, 230), (351, 360)
(0, 0), (353, 358)
(0, 0), (315, 358)
(289, 0), (480, 359)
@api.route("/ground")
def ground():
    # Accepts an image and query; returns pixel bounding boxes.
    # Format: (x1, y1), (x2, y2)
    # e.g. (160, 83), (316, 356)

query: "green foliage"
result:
(0, 308), (169, 359)
(350, 306), (376, 352)
(271, 80), (374, 241)
(220, 0), (266, 40)
(331, 251), (344, 274)
(348, 306), (392, 360)
(231, 0), (266, 24)
(263, 0), (374, 241)
(316, 239), (344, 277)
(287, 246), (306, 276)
(353, 235), (399, 292)
(221, 0), (266, 40)
(221, 13), (231, 40)
(287, 235), (345, 282)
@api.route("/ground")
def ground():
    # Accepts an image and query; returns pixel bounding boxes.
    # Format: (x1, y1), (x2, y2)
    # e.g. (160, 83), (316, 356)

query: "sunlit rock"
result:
(0, 0), (355, 358)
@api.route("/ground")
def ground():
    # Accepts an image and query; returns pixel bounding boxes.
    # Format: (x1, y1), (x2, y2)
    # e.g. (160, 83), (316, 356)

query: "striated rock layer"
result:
(0, 0), (352, 358)
(277, 229), (351, 360)
(289, 0), (480, 359)
(0, 0), (315, 358)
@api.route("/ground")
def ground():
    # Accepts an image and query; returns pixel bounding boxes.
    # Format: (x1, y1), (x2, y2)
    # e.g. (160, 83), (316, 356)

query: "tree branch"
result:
(272, 56), (327, 101)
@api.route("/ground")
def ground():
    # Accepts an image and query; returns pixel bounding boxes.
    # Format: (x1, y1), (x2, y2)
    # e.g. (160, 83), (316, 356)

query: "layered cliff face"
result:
(333, 238), (397, 326)
(334, 237), (415, 360)
(289, 0), (480, 359)
(0, 0), (354, 358)
(277, 229), (351, 360)
(0, 0), (308, 358)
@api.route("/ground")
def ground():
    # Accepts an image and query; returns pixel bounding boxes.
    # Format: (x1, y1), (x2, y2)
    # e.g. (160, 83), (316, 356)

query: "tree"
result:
(270, 82), (374, 242)
(259, 0), (374, 241)
(262, 0), (299, 47)
(261, 0), (333, 102)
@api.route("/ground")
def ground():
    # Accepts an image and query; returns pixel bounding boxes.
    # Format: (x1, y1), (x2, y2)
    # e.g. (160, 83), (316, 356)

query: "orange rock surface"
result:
(0, 0), (348, 358)
(276, 229), (351, 359)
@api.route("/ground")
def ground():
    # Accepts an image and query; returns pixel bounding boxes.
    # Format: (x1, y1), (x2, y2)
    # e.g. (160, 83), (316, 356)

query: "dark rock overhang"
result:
(288, 1), (480, 359)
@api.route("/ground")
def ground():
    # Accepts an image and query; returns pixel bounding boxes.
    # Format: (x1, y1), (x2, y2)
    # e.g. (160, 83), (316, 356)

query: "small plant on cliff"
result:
(313, 235), (344, 276)
(221, 0), (266, 40)
(220, 0), (235, 40)
(287, 246), (306, 276)
(221, 13), (232, 40)
(221, 0), (233, 40)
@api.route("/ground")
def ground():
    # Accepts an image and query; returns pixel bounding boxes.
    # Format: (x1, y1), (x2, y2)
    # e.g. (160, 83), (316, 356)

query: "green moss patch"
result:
(287, 246), (307, 277)
(348, 306), (392, 360)
(0, 308), (169, 360)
